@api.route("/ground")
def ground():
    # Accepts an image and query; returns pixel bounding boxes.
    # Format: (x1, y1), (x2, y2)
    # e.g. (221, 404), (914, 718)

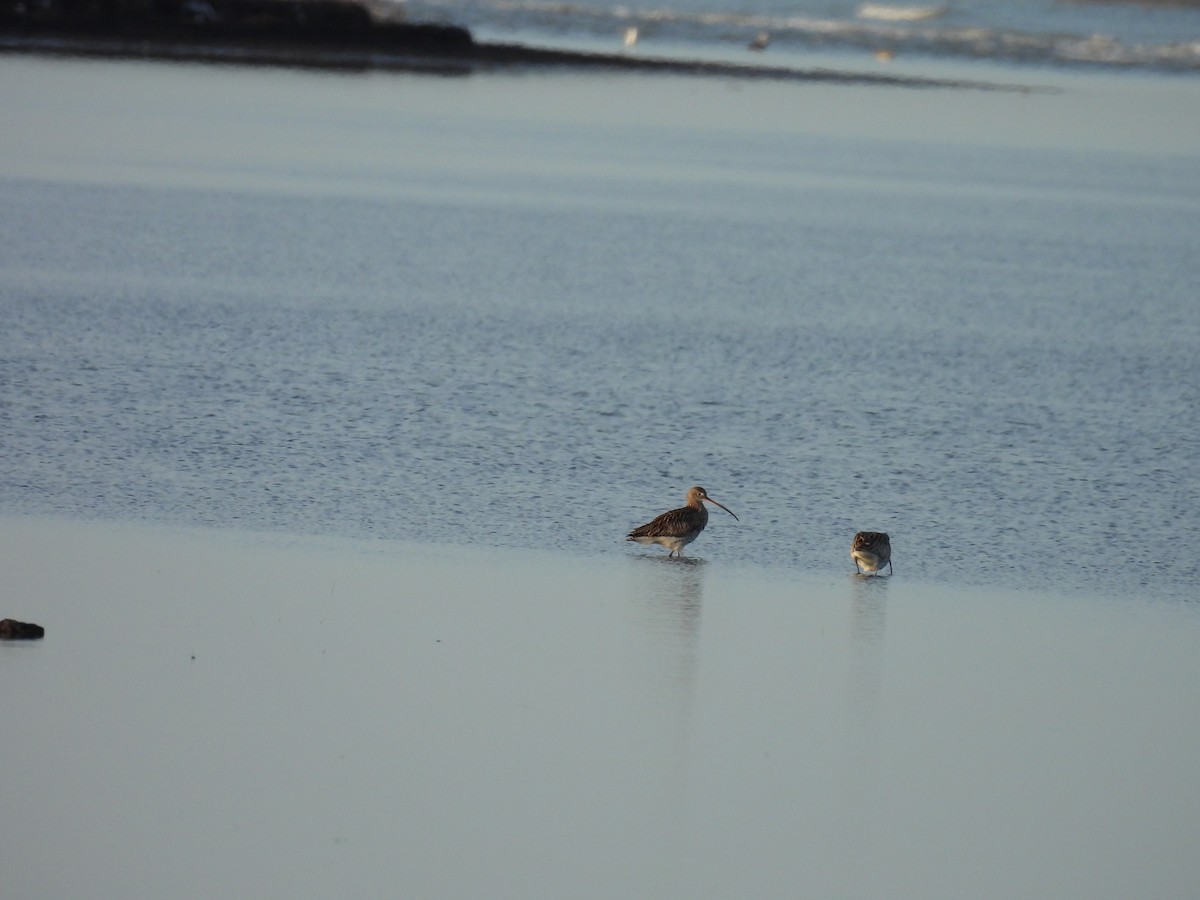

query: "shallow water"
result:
(2, 55), (1199, 900)
(2, 57), (1198, 602)
(2, 518), (1199, 900)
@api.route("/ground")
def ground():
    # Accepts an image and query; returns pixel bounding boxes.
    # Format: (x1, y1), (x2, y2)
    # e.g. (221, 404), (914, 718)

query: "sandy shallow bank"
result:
(2, 514), (1198, 899)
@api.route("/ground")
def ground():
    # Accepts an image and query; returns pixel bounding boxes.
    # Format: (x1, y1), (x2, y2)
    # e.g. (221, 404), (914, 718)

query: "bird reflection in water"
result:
(627, 554), (708, 781)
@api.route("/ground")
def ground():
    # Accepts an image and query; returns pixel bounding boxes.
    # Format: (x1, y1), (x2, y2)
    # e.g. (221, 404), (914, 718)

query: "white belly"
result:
(852, 550), (882, 571)
(631, 532), (697, 554)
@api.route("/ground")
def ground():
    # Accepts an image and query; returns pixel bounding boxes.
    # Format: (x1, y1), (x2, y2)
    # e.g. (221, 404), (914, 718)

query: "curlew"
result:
(627, 486), (738, 557)
(851, 531), (892, 575)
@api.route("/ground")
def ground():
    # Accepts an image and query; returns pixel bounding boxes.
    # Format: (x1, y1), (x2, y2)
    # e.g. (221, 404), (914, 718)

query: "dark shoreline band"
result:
(0, 0), (1040, 91)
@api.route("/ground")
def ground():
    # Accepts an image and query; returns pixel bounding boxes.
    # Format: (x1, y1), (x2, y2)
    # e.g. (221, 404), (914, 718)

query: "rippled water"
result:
(1, 58), (1198, 602)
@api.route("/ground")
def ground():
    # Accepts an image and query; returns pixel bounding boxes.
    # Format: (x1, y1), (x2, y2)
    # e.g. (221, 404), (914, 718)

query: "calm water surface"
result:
(1, 57), (1198, 602)
(2, 519), (1198, 899)
(1, 56), (1199, 900)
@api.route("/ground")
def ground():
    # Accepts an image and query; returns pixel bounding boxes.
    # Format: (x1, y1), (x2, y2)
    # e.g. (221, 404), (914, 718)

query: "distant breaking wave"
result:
(856, 4), (947, 23)
(397, 0), (1200, 71)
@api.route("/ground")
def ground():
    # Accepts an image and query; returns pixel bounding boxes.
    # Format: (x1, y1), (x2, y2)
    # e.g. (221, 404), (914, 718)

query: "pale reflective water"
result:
(2, 519), (1198, 899)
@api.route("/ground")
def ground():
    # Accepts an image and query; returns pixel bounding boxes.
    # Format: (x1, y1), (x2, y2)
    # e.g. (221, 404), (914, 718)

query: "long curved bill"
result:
(705, 497), (739, 521)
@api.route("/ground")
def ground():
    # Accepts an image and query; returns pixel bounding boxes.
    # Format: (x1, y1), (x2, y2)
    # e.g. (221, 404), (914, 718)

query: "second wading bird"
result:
(627, 486), (739, 557)
(851, 531), (892, 575)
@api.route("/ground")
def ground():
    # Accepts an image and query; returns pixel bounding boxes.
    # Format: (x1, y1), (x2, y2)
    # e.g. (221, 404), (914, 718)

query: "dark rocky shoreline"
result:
(0, 0), (1027, 88)
(1, 0), (476, 68)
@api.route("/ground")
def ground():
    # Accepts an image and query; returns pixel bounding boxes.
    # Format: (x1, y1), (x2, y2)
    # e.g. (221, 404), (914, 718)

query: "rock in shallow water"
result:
(0, 619), (45, 640)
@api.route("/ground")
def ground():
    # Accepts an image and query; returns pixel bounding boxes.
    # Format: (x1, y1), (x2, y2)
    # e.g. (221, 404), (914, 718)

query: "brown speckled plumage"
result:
(627, 486), (738, 557)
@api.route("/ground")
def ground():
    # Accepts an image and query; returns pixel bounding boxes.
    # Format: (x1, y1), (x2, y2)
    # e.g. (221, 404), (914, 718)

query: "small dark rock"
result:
(0, 619), (45, 640)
